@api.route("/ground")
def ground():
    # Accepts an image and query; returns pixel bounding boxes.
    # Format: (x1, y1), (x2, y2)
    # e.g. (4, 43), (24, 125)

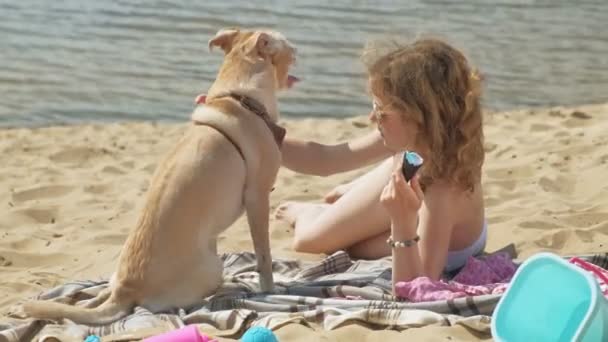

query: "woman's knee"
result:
(292, 234), (325, 253)
(292, 223), (338, 254)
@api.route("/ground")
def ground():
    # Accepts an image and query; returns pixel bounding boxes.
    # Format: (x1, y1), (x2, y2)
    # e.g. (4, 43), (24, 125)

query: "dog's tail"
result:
(22, 291), (133, 325)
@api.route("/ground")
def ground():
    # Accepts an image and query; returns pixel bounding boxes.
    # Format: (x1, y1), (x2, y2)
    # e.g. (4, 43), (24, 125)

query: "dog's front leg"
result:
(244, 190), (274, 293)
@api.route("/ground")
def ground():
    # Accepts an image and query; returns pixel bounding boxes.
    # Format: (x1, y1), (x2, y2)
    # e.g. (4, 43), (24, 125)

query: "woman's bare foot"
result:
(274, 201), (329, 228)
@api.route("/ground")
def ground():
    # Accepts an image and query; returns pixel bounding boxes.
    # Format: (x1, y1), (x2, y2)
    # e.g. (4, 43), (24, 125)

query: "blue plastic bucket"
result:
(492, 252), (608, 342)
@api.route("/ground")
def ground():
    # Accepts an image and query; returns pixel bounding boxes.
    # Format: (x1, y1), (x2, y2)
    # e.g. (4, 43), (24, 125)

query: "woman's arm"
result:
(391, 185), (456, 286)
(281, 130), (391, 176)
(416, 194), (455, 279)
(380, 164), (456, 294)
(380, 170), (425, 293)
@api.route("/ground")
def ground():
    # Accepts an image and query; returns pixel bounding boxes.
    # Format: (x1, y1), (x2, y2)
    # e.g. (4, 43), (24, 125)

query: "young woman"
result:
(277, 38), (486, 287)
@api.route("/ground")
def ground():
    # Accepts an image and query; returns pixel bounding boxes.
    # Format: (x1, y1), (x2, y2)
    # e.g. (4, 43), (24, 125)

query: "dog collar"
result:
(212, 92), (286, 147)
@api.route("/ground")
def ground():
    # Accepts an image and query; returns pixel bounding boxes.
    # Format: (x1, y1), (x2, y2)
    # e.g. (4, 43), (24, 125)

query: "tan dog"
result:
(21, 28), (297, 325)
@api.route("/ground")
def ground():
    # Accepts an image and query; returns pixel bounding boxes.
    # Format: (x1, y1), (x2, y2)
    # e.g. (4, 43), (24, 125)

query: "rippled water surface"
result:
(1, 0), (607, 127)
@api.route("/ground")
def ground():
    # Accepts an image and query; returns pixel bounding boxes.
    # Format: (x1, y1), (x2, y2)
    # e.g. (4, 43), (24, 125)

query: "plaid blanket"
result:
(2, 250), (605, 342)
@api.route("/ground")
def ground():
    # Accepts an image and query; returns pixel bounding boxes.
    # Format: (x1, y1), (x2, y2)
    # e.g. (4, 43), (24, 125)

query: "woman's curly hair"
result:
(364, 37), (484, 191)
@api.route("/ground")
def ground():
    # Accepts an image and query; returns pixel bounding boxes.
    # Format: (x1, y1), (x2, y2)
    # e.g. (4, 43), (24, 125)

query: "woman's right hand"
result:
(380, 169), (424, 232)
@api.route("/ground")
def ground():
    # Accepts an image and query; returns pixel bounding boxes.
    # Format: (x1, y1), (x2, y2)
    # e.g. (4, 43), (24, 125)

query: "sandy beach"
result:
(1, 102), (607, 341)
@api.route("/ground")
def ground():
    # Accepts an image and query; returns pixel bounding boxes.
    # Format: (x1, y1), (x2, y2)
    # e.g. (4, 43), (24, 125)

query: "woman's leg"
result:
(347, 230), (391, 259)
(275, 158), (394, 254)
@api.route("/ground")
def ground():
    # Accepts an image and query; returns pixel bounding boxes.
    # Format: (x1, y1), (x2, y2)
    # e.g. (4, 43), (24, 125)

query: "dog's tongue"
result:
(287, 75), (300, 88)
(195, 94), (207, 105)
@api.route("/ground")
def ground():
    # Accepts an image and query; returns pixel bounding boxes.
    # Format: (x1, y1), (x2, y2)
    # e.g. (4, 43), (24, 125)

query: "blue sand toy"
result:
(241, 326), (278, 342)
(492, 252), (608, 342)
(84, 335), (101, 342)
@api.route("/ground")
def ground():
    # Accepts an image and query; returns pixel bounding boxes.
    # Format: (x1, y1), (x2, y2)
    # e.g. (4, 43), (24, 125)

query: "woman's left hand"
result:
(380, 164), (424, 231)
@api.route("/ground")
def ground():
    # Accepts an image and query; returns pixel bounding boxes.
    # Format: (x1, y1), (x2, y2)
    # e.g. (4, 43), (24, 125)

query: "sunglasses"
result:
(372, 100), (391, 121)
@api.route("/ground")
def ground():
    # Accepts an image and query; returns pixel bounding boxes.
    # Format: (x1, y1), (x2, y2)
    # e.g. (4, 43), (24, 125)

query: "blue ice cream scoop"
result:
(402, 151), (423, 181)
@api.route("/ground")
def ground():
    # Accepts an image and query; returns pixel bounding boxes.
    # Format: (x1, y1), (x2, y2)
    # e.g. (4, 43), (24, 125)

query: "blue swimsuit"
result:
(444, 221), (488, 272)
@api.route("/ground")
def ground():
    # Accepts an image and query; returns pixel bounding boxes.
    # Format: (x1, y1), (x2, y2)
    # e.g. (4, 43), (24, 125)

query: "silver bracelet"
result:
(387, 235), (420, 248)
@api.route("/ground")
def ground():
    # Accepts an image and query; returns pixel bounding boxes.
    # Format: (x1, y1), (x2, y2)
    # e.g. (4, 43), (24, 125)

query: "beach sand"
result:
(1, 102), (607, 341)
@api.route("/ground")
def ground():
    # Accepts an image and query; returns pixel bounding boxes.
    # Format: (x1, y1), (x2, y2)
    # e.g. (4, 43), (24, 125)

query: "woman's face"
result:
(368, 95), (417, 151)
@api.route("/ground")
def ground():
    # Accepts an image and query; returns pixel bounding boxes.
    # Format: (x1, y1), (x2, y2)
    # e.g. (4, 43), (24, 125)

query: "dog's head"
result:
(208, 28), (298, 90)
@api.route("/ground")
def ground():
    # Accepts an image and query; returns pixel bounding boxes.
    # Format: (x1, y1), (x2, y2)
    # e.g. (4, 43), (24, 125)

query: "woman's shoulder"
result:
(422, 181), (484, 230)
(424, 180), (483, 205)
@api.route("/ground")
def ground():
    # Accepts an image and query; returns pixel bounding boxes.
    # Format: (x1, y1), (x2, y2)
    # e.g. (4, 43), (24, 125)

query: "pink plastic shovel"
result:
(143, 325), (217, 342)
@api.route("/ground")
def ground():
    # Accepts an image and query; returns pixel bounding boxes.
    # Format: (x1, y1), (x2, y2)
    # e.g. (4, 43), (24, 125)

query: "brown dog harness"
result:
(221, 92), (286, 147)
(192, 92), (283, 193)
(193, 92), (286, 152)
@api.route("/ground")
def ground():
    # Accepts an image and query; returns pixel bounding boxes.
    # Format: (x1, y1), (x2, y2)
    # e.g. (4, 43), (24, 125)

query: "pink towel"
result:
(452, 252), (517, 285)
(395, 252), (517, 302)
(394, 277), (510, 302)
(569, 257), (608, 297)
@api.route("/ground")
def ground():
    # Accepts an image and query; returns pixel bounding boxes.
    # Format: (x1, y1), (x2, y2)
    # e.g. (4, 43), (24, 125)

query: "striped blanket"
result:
(2, 250), (605, 342)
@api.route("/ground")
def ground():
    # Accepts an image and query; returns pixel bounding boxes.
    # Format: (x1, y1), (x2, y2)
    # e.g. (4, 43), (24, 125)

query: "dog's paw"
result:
(7, 303), (28, 319)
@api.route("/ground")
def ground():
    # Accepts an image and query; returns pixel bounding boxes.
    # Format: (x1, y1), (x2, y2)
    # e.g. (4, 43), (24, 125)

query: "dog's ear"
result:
(246, 32), (278, 60)
(208, 28), (240, 54)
